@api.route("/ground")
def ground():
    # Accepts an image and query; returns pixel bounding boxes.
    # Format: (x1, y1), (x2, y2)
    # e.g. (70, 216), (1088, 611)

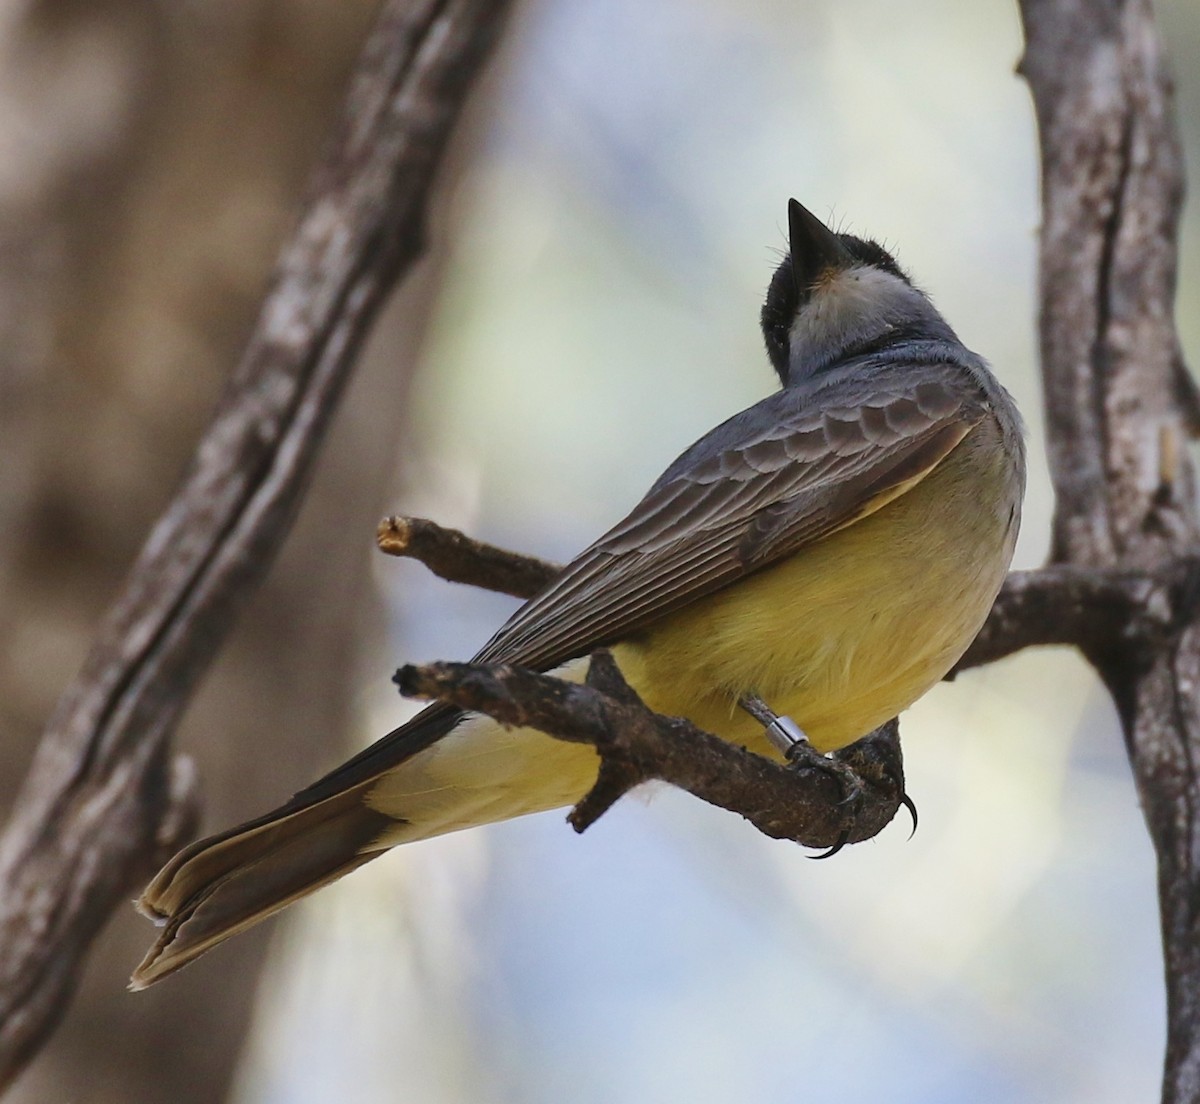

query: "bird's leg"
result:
(737, 692), (863, 857)
(737, 692), (811, 757)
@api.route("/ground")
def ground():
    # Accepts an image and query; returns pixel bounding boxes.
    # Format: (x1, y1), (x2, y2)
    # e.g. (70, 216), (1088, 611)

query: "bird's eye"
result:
(760, 258), (800, 382)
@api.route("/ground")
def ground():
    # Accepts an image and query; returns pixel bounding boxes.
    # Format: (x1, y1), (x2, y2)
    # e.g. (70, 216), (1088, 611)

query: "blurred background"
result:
(1, 0), (1198, 1101)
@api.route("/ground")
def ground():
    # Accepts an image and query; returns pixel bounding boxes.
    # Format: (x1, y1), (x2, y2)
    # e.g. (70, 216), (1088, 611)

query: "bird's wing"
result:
(475, 370), (983, 670)
(288, 367), (983, 806)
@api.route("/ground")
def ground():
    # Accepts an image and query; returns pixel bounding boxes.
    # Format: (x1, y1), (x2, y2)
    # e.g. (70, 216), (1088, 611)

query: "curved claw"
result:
(899, 792), (919, 839)
(808, 829), (851, 860)
(786, 741), (863, 807)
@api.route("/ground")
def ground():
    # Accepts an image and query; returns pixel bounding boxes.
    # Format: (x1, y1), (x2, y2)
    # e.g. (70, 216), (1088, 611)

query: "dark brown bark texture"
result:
(0, 6), (399, 1100)
(0, 0), (514, 1095)
(1008, 2), (1199, 1100)
(377, 514), (562, 598)
(397, 654), (907, 848)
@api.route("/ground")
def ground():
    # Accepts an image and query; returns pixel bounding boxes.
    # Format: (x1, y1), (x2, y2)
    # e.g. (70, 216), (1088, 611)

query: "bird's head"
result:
(760, 199), (951, 386)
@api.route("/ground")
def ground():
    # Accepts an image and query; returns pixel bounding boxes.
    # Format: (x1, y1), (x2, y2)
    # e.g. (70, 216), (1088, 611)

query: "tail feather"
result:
(132, 708), (464, 988)
(131, 698), (598, 988)
(131, 784), (392, 989)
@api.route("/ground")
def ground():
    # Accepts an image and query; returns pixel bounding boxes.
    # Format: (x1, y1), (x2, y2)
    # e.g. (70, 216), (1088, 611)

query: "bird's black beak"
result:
(788, 199), (852, 293)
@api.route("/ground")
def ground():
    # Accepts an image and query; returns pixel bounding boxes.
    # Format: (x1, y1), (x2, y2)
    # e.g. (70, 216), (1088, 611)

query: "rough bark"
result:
(398, 652), (907, 848)
(1017, 2), (1200, 1100)
(0, 0), (513, 1092)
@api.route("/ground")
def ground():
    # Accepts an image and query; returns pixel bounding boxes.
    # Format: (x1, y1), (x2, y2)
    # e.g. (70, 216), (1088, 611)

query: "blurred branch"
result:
(397, 651), (907, 848)
(954, 565), (1177, 672)
(0, 0), (513, 1090)
(377, 514), (559, 597)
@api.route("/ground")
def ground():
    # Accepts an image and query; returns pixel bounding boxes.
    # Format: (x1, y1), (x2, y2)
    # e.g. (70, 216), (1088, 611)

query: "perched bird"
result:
(133, 199), (1024, 987)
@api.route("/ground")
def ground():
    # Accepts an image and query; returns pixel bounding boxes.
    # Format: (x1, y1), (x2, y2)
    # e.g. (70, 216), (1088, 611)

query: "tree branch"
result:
(377, 514), (1190, 676)
(1018, 2), (1200, 1100)
(396, 651), (907, 848)
(0, 0), (513, 1089)
(1021, 0), (1195, 567)
(377, 514), (559, 598)
(955, 565), (1175, 672)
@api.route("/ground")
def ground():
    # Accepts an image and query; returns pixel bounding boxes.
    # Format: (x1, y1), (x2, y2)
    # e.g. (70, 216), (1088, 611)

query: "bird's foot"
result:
(738, 692), (863, 858)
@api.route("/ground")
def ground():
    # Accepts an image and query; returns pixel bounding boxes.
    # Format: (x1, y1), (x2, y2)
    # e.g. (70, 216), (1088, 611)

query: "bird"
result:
(132, 199), (1025, 988)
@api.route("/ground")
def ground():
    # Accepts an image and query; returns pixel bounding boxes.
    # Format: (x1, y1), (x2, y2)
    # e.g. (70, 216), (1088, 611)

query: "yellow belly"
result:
(613, 426), (1017, 754)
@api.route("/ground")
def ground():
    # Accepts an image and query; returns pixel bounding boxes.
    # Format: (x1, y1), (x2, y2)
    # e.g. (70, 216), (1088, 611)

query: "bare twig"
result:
(377, 515), (560, 598)
(0, 0), (513, 1089)
(377, 516), (1185, 674)
(396, 651), (907, 848)
(955, 565), (1176, 672)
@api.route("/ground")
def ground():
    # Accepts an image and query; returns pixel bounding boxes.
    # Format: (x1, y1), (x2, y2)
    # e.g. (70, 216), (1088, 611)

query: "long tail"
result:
(130, 706), (461, 989)
(131, 783), (392, 988)
(132, 692), (599, 988)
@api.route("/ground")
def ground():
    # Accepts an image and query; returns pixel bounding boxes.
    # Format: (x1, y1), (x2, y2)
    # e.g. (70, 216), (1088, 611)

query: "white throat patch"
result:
(787, 266), (928, 375)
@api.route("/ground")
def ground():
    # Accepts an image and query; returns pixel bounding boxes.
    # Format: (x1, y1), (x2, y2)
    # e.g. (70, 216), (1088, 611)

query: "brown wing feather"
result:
(475, 380), (982, 672)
